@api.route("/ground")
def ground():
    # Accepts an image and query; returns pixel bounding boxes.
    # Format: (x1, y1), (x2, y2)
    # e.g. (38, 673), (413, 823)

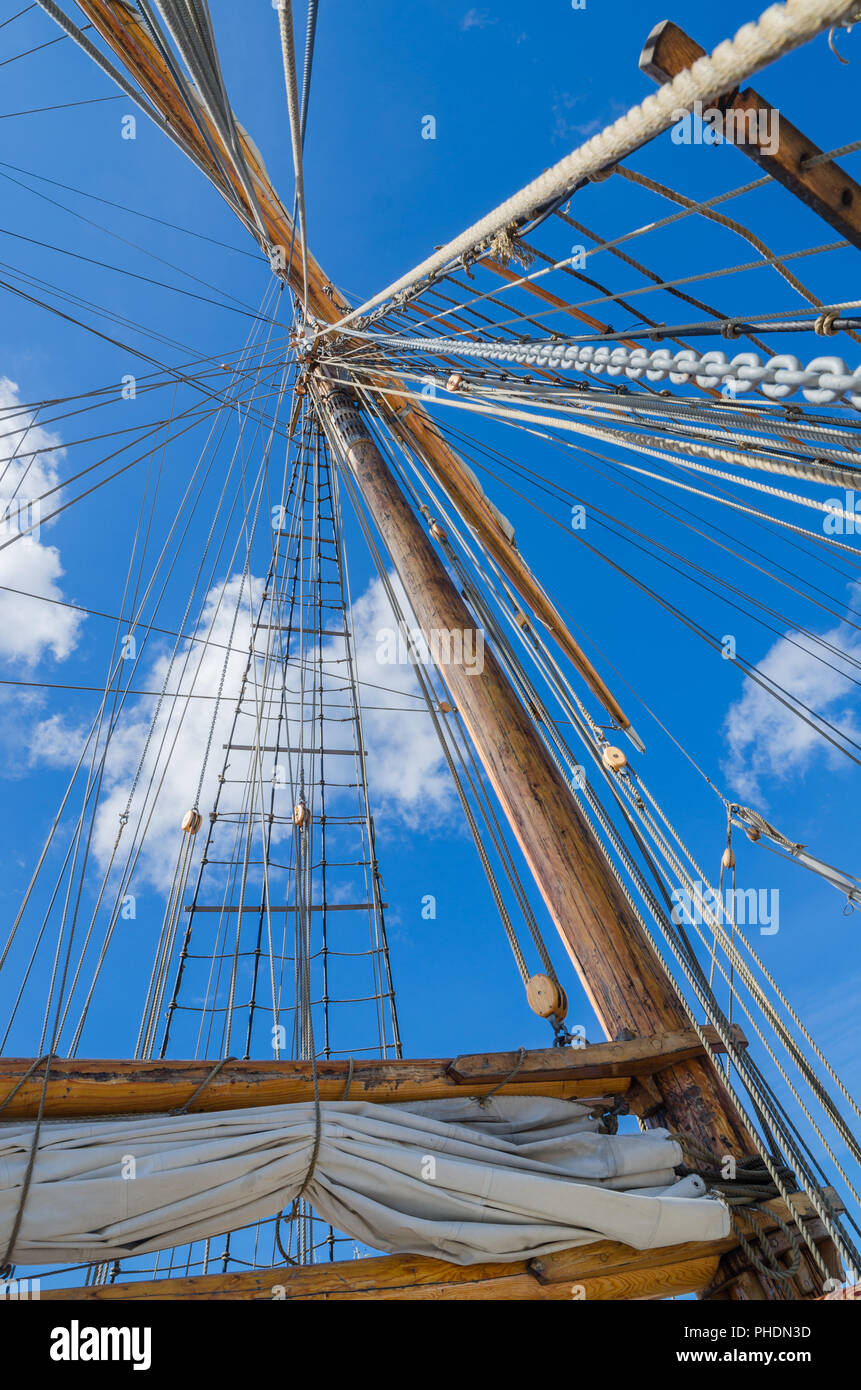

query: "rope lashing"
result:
(729, 804), (805, 853)
(482, 223), (535, 270)
(477, 1047), (528, 1107)
(170, 1056), (236, 1115)
(815, 309), (842, 335)
(342, 328), (861, 406)
(341, 1056), (355, 1101)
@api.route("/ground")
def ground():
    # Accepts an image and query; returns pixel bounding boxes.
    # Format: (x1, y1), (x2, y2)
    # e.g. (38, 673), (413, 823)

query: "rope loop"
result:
(815, 309), (841, 335)
(730, 1203), (802, 1284)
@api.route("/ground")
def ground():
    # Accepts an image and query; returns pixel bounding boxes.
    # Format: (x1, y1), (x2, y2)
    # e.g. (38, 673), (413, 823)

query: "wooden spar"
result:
(0, 1029), (744, 1119)
(33, 1195), (832, 1301)
(314, 367), (754, 1159)
(639, 19), (861, 251)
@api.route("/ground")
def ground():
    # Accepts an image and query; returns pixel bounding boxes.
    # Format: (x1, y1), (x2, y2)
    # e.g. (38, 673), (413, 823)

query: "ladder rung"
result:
(184, 902), (386, 914)
(222, 744), (364, 756)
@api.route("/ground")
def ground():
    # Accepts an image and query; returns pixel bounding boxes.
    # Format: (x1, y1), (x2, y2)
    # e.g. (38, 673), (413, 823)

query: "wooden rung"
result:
(0, 1027), (744, 1120)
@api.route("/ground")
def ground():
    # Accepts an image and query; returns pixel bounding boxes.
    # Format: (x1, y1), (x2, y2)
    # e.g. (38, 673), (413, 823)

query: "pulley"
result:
(446, 372), (463, 392)
(293, 801), (311, 828)
(438, 700), (453, 714)
(526, 972), (568, 1023)
(601, 745), (627, 772)
(181, 809), (202, 835)
(429, 520), (448, 543)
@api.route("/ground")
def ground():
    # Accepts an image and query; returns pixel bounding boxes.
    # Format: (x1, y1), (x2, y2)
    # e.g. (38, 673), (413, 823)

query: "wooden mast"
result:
(314, 367), (752, 1159)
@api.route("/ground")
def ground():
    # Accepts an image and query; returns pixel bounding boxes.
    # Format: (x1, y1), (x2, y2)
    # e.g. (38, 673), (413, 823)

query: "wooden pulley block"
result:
(437, 700), (453, 714)
(745, 826), (761, 842)
(293, 802), (311, 828)
(526, 973), (568, 1021)
(429, 521), (448, 543)
(601, 745), (627, 772)
(181, 809), (202, 835)
(446, 372), (463, 392)
(721, 846), (735, 869)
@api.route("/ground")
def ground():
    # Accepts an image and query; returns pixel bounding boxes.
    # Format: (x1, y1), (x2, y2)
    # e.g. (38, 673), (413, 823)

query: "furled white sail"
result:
(0, 1095), (728, 1266)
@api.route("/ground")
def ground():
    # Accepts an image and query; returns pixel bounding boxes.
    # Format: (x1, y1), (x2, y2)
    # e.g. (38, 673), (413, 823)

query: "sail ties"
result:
(169, 1056), (236, 1117)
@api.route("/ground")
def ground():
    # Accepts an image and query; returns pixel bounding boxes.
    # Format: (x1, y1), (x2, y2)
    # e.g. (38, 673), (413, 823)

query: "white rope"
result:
(329, 0), (861, 330)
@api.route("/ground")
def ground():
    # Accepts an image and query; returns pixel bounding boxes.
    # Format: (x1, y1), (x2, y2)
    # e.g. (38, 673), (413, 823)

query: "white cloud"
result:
(342, 573), (455, 825)
(721, 585), (861, 801)
(0, 376), (82, 666)
(28, 570), (455, 891)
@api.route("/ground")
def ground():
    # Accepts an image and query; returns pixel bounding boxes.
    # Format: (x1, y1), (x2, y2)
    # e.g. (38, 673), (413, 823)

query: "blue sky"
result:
(0, 0), (860, 1148)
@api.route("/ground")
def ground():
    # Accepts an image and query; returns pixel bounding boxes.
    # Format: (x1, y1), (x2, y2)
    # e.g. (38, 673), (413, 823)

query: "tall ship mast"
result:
(1, 0), (861, 1316)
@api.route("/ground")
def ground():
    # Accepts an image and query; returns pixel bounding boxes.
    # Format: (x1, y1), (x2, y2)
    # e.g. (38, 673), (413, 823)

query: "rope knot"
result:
(814, 310), (841, 336)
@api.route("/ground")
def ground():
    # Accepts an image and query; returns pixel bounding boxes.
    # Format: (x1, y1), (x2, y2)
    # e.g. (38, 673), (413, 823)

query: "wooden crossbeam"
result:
(38, 1241), (729, 1302)
(37, 1196), (827, 1302)
(0, 1028), (744, 1120)
(640, 19), (861, 251)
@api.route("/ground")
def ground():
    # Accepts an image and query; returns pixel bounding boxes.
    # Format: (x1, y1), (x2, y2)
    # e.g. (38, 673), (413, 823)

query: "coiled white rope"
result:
(329, 0), (861, 331)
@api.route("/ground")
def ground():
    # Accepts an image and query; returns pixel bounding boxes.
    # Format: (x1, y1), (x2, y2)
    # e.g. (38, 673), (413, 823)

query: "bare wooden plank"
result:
(639, 19), (861, 250)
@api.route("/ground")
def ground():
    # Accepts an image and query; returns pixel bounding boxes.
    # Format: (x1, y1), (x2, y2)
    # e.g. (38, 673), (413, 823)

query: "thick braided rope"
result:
(332, 0), (860, 330)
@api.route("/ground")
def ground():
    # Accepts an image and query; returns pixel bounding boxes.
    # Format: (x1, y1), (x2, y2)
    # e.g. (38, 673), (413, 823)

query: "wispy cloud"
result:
(461, 7), (494, 31)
